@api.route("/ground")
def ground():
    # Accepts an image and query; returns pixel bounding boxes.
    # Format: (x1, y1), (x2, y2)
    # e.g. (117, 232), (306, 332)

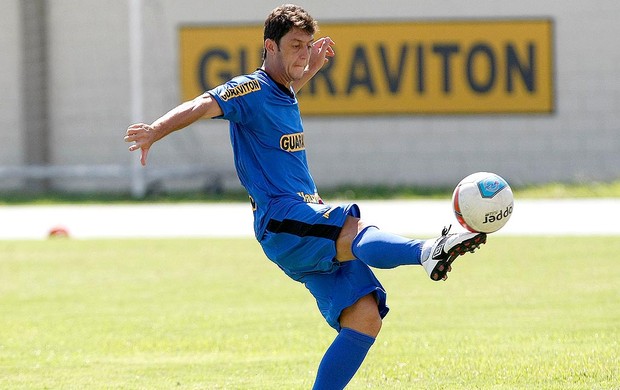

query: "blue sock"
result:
(312, 327), (375, 390)
(351, 226), (422, 268)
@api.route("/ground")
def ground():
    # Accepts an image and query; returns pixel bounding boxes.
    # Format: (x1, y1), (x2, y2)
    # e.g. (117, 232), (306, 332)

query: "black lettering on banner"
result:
(198, 47), (262, 91)
(467, 43), (496, 93)
(238, 48), (249, 78)
(415, 44), (425, 93)
(507, 43), (535, 92)
(305, 59), (337, 95)
(347, 45), (376, 94)
(378, 44), (408, 94)
(198, 49), (230, 91)
(196, 41), (538, 100)
(432, 43), (460, 93)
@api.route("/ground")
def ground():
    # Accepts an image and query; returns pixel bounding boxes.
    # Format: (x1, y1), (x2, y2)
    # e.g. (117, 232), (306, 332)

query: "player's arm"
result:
(291, 37), (335, 93)
(124, 93), (223, 166)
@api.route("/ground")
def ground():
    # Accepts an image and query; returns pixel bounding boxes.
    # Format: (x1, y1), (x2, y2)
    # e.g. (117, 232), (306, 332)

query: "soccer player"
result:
(124, 4), (486, 389)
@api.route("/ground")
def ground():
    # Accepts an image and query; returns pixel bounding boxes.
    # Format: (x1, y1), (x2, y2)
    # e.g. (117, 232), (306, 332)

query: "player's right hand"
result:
(124, 123), (153, 166)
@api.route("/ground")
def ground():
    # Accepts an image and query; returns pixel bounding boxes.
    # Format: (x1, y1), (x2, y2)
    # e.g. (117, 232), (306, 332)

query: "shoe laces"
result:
(441, 224), (452, 236)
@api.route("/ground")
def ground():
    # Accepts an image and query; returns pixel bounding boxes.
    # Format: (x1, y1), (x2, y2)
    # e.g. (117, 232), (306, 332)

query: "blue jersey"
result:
(208, 69), (321, 238)
(208, 71), (389, 330)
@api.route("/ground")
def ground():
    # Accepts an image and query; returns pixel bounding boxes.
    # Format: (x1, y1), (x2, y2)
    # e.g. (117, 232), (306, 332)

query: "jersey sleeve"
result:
(207, 75), (263, 124)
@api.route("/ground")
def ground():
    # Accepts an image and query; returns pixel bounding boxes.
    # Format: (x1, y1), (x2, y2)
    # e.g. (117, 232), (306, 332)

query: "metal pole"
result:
(20, 0), (51, 193)
(128, 0), (147, 198)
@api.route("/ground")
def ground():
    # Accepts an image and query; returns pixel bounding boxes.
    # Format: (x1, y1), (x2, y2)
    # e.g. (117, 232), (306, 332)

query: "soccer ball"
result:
(452, 172), (514, 233)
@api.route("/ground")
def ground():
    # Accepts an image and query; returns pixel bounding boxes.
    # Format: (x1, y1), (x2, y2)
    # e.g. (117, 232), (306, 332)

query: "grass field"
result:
(2, 180), (620, 204)
(1, 236), (618, 389)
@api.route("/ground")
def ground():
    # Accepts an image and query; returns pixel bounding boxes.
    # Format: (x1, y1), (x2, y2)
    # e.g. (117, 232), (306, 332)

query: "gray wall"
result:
(1, 0), (619, 193)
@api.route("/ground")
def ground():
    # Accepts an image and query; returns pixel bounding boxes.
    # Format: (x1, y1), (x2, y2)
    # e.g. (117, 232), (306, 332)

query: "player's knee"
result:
(364, 310), (382, 337)
(357, 306), (382, 337)
(340, 294), (382, 337)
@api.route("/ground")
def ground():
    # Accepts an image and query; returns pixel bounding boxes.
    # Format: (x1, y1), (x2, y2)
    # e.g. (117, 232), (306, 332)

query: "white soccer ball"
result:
(452, 172), (514, 233)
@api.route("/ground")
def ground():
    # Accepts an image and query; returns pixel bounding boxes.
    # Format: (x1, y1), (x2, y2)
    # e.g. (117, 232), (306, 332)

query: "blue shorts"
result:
(299, 260), (389, 331)
(259, 201), (389, 331)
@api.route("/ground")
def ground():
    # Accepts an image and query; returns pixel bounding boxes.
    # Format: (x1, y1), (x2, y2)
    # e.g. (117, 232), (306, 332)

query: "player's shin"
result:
(312, 327), (375, 390)
(351, 226), (422, 268)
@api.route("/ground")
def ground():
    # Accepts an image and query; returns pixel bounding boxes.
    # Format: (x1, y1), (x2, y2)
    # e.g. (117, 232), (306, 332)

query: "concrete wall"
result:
(0, 0), (24, 189)
(1, 0), (619, 193)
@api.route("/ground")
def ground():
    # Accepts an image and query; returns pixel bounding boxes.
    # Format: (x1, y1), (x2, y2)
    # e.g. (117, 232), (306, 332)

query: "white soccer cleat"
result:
(420, 225), (487, 281)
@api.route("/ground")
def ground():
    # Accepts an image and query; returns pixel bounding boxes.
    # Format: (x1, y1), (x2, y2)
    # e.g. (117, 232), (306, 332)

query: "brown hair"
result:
(263, 4), (317, 59)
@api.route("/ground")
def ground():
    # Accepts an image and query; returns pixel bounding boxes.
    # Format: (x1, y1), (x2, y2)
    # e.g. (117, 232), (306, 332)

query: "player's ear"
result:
(264, 38), (277, 56)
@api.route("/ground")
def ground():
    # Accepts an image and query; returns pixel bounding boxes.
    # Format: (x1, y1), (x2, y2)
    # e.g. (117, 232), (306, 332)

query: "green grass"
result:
(327, 180), (620, 201)
(1, 180), (620, 204)
(1, 237), (618, 389)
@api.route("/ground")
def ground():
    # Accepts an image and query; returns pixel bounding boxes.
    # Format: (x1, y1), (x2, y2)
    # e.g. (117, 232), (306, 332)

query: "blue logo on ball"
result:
(477, 175), (507, 198)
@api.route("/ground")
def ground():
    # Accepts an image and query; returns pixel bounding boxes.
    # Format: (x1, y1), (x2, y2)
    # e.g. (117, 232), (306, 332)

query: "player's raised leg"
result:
(339, 216), (486, 280)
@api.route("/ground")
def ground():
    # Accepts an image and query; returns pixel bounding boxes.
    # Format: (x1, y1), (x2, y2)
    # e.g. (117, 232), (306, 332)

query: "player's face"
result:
(271, 28), (313, 83)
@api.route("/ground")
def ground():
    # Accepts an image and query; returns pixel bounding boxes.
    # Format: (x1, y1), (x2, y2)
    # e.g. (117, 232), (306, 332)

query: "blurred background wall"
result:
(1, 0), (618, 196)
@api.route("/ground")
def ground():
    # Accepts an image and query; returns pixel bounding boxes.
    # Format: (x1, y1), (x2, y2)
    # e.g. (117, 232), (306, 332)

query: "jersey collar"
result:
(257, 68), (295, 98)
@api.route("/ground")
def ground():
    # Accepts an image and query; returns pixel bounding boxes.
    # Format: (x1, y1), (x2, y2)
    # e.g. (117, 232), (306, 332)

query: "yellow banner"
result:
(180, 19), (553, 115)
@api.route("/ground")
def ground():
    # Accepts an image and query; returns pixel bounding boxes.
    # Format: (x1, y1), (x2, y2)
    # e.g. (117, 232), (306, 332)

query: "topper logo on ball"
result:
(483, 204), (513, 224)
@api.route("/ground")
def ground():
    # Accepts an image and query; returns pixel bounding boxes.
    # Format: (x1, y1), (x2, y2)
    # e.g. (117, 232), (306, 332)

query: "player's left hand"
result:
(307, 36), (335, 74)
